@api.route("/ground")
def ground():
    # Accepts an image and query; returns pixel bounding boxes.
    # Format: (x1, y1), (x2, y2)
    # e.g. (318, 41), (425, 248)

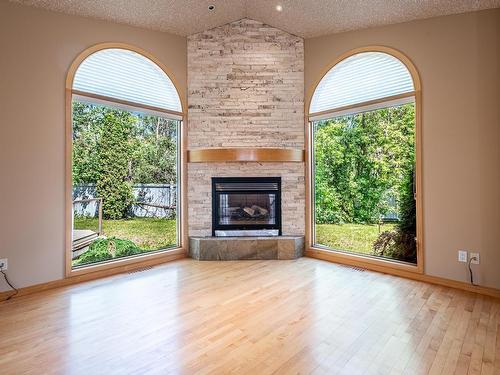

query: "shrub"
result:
(73, 237), (143, 266)
(373, 230), (416, 263)
(373, 167), (417, 263)
(397, 166), (416, 235)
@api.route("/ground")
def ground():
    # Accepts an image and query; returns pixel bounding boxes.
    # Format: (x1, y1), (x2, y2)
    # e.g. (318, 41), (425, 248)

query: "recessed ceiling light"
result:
(208, 4), (215, 11)
(276, 4), (283, 12)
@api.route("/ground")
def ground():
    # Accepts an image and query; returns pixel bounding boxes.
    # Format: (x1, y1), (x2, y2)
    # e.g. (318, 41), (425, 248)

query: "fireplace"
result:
(212, 177), (281, 236)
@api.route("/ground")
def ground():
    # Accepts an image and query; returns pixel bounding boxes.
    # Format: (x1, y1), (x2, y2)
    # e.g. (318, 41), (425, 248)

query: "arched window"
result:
(67, 44), (183, 273)
(310, 52), (415, 115)
(308, 47), (422, 271)
(72, 48), (182, 114)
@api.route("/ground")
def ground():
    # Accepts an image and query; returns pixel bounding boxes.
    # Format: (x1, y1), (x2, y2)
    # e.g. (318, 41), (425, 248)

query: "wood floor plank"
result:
(0, 258), (498, 375)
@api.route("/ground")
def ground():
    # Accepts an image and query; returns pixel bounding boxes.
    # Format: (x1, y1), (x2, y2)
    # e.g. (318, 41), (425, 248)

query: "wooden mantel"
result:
(188, 148), (305, 163)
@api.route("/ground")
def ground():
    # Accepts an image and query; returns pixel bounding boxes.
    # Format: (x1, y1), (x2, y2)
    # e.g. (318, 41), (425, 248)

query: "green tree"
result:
(95, 110), (135, 219)
(129, 115), (177, 184)
(72, 102), (179, 218)
(73, 102), (178, 186)
(72, 101), (102, 184)
(314, 103), (415, 224)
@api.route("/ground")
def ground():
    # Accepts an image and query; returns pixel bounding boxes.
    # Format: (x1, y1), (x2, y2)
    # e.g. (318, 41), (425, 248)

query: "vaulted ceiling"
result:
(11, 0), (500, 38)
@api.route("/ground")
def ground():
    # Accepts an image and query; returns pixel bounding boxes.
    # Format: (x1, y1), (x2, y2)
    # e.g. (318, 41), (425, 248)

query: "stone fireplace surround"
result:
(187, 19), (305, 259)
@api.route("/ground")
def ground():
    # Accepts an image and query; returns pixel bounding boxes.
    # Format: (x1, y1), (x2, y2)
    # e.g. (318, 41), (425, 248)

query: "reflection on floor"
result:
(0, 258), (498, 374)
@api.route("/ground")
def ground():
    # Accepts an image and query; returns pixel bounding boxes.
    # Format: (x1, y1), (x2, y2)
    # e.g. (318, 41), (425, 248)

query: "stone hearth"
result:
(189, 236), (304, 261)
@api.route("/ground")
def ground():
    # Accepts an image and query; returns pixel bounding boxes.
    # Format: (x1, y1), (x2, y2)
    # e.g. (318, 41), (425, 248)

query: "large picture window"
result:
(309, 48), (421, 268)
(67, 46), (183, 270)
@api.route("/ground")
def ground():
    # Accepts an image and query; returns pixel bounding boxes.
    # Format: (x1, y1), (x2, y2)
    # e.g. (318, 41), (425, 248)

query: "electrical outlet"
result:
(470, 252), (480, 265)
(0, 258), (7, 271)
(458, 250), (467, 263)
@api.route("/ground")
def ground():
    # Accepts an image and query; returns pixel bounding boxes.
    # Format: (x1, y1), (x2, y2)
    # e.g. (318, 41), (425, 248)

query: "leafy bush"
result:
(373, 167), (417, 263)
(73, 237), (144, 266)
(373, 230), (416, 263)
(397, 166), (416, 234)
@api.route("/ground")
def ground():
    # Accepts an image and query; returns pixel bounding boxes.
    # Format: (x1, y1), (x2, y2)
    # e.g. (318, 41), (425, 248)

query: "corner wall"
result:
(0, 2), (187, 291)
(305, 9), (500, 289)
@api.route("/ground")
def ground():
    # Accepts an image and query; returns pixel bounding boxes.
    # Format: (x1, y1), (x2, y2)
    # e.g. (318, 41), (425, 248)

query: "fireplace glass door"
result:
(218, 193), (277, 225)
(212, 177), (281, 236)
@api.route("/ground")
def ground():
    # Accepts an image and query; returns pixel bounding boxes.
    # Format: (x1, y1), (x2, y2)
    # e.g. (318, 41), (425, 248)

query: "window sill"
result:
(306, 245), (423, 275)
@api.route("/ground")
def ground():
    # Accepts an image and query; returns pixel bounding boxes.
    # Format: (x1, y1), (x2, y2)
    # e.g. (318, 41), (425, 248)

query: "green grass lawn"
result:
(74, 217), (177, 250)
(315, 223), (396, 255)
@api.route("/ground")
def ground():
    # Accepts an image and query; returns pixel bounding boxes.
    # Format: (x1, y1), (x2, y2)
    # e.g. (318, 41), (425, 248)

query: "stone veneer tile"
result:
(187, 19), (305, 237)
(227, 240), (259, 260)
(200, 240), (228, 261)
(189, 237), (304, 261)
(256, 240), (278, 259)
(277, 239), (295, 259)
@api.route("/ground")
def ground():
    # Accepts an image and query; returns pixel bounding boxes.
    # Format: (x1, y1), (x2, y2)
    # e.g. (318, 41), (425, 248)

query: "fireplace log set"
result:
(231, 205), (269, 220)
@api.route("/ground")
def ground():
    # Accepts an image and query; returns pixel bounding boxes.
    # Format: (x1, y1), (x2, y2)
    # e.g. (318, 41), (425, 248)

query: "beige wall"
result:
(0, 2), (186, 291)
(305, 9), (500, 289)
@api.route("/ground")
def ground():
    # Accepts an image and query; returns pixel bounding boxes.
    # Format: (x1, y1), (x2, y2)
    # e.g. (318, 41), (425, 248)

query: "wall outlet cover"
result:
(458, 250), (468, 263)
(470, 252), (480, 265)
(0, 258), (7, 271)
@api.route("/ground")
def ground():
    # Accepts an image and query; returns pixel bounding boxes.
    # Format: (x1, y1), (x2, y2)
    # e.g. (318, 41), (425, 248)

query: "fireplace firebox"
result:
(212, 177), (281, 236)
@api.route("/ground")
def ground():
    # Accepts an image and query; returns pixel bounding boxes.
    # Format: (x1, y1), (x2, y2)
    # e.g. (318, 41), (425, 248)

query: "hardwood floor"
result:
(0, 258), (498, 374)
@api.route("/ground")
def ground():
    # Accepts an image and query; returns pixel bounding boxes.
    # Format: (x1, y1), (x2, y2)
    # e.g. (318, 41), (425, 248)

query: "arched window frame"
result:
(65, 43), (186, 277)
(306, 46), (423, 274)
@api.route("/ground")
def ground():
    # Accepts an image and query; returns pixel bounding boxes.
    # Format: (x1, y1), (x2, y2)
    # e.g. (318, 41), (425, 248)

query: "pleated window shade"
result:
(309, 52), (414, 114)
(73, 48), (182, 113)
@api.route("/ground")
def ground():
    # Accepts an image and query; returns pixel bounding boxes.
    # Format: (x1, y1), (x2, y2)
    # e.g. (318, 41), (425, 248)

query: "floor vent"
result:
(340, 264), (366, 272)
(128, 266), (154, 274)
